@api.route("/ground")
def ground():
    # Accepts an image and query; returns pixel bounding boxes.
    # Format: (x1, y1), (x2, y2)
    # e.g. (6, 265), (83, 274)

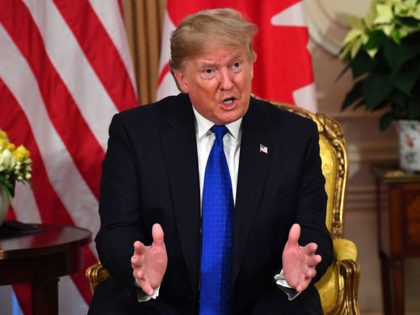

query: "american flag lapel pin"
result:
(259, 144), (268, 154)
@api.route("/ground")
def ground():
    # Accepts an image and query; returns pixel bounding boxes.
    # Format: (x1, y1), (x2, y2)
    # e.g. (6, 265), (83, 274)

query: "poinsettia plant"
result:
(340, 0), (420, 130)
(0, 130), (32, 199)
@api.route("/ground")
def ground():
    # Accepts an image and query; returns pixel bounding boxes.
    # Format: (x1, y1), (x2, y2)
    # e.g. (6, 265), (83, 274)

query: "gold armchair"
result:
(86, 102), (360, 314)
(274, 102), (360, 315)
(86, 261), (109, 294)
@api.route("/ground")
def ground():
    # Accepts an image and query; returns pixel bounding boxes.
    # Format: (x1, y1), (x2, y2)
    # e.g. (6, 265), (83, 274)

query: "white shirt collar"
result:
(192, 107), (242, 140)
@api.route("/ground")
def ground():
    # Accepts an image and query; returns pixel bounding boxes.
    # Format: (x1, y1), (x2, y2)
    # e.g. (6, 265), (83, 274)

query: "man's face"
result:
(173, 46), (254, 125)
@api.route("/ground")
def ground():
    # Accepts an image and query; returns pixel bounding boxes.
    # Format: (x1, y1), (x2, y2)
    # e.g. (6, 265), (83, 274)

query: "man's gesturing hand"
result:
(131, 223), (168, 296)
(282, 223), (322, 293)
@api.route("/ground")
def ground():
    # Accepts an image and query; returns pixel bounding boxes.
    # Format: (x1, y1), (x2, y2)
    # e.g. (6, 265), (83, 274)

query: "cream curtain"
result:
(122, 0), (167, 105)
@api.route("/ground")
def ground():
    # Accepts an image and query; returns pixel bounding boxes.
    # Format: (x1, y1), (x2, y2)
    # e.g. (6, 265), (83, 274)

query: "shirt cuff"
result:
(274, 269), (301, 301)
(134, 278), (160, 302)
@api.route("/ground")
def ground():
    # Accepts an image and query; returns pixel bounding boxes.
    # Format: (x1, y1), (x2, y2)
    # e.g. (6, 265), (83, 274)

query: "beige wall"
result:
(305, 1), (420, 314)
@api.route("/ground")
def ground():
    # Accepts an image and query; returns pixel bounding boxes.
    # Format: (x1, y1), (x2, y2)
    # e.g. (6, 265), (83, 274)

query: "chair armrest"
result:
(316, 238), (361, 315)
(333, 238), (357, 261)
(337, 259), (361, 315)
(85, 262), (110, 294)
(334, 238), (360, 315)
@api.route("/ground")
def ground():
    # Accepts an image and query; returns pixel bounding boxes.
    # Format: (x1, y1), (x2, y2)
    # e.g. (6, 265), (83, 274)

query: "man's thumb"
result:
(288, 223), (301, 244)
(152, 223), (164, 244)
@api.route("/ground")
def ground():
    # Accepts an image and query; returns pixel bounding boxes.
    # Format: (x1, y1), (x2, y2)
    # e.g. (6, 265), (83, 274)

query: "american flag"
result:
(157, 0), (317, 112)
(0, 0), (137, 314)
(260, 144), (268, 154)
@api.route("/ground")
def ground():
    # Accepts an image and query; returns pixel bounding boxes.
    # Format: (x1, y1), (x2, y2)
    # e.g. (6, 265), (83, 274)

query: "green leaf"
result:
(336, 62), (352, 80)
(391, 29), (402, 44)
(379, 112), (395, 131)
(408, 100), (420, 120)
(399, 16), (420, 29)
(384, 36), (420, 73)
(390, 62), (420, 94)
(350, 51), (376, 78)
(362, 72), (393, 110)
(342, 80), (363, 110)
(389, 89), (409, 107)
(0, 174), (15, 198)
(364, 30), (387, 50)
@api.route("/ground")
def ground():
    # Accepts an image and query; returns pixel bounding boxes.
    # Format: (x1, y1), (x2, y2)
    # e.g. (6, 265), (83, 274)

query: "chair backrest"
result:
(271, 102), (348, 239)
(271, 102), (360, 315)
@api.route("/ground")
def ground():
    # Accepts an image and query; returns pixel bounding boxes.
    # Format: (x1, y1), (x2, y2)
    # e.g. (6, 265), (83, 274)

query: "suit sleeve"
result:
(295, 122), (333, 283)
(95, 113), (146, 292)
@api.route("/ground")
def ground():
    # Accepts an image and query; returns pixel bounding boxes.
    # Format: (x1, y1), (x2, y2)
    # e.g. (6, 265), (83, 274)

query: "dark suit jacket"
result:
(89, 94), (333, 315)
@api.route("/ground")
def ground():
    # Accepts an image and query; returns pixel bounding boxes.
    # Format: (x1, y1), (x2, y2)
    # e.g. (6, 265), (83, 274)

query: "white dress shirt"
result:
(193, 107), (242, 206)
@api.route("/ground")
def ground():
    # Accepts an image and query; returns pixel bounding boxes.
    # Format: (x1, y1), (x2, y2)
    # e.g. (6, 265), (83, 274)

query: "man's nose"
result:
(219, 68), (234, 90)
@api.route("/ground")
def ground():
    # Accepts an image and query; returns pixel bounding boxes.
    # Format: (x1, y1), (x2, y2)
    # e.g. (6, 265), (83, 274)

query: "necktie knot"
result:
(211, 125), (229, 141)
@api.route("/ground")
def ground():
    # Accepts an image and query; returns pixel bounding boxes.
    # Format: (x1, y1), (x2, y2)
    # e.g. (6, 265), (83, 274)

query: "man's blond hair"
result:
(169, 8), (258, 73)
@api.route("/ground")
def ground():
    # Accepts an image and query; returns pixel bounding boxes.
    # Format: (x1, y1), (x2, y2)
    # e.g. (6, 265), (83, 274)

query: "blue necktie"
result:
(199, 125), (234, 315)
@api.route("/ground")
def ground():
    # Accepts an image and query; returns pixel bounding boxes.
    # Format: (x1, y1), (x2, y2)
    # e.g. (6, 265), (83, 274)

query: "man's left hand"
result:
(282, 223), (322, 292)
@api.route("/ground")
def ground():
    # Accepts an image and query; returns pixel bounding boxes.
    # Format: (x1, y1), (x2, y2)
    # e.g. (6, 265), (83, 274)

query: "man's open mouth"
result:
(222, 97), (235, 105)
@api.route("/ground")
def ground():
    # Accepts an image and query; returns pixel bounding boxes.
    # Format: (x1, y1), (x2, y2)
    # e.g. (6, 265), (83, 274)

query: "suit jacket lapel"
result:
(232, 98), (272, 282)
(160, 94), (201, 293)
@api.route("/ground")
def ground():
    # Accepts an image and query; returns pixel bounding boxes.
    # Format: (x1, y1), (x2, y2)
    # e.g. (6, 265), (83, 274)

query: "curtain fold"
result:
(122, 0), (166, 104)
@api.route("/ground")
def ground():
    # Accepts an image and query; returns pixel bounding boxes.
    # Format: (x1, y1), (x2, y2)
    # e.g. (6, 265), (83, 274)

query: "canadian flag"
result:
(157, 0), (317, 112)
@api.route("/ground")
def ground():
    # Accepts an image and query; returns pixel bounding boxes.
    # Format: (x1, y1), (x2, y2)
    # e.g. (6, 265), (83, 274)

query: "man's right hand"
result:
(131, 223), (168, 296)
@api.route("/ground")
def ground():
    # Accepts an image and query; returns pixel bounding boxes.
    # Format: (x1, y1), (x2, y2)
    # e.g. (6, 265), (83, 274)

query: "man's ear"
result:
(173, 70), (189, 93)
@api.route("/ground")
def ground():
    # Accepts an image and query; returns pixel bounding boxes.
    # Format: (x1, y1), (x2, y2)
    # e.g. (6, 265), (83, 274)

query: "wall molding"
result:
(348, 142), (398, 162)
(325, 110), (387, 120)
(345, 185), (376, 211)
(346, 144), (398, 211)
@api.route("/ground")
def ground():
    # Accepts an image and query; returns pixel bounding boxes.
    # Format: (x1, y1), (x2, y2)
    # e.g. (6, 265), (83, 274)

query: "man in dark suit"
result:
(89, 8), (332, 315)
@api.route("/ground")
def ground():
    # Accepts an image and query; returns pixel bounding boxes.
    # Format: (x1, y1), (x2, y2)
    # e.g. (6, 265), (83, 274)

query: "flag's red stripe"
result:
(12, 284), (32, 315)
(5, 205), (16, 221)
(71, 246), (99, 304)
(117, 0), (125, 21)
(0, 79), (95, 304)
(0, 0), (103, 200)
(53, 0), (138, 111)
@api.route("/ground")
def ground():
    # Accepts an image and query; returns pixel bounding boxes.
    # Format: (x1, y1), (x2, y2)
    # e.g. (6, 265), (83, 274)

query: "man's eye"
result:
(231, 62), (242, 73)
(199, 68), (216, 79)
